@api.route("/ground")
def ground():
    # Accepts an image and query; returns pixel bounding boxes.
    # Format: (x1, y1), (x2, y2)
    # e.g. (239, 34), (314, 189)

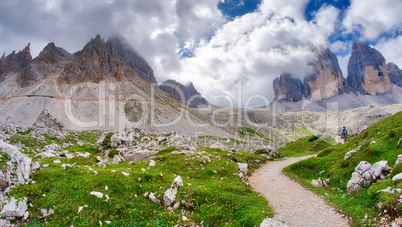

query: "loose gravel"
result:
(249, 156), (350, 227)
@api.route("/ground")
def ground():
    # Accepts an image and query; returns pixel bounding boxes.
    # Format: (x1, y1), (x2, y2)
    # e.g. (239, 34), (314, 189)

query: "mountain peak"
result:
(0, 44), (32, 77)
(36, 42), (72, 64)
(92, 34), (104, 43)
(159, 79), (208, 108)
(387, 62), (402, 87)
(273, 73), (304, 102)
(58, 34), (156, 84)
(105, 35), (156, 83)
(347, 40), (391, 95)
(303, 47), (346, 100)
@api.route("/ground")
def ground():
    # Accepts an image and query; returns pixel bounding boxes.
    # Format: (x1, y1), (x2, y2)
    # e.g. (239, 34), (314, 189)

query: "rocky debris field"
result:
(0, 124), (280, 226)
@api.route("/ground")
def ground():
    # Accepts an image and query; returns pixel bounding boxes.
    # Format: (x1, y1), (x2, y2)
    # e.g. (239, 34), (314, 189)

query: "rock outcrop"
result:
(273, 73), (303, 102)
(58, 34), (156, 85)
(311, 178), (330, 187)
(0, 140), (32, 185)
(303, 47), (346, 100)
(388, 62), (402, 87)
(344, 145), (362, 160)
(16, 43), (72, 87)
(32, 110), (64, 131)
(0, 197), (28, 220)
(347, 41), (392, 95)
(0, 44), (32, 78)
(2, 34), (156, 89)
(347, 160), (391, 192)
(159, 80), (209, 108)
(163, 176), (183, 206)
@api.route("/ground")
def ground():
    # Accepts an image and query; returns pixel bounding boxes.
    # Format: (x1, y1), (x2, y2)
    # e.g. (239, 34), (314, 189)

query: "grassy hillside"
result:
(278, 135), (335, 157)
(2, 131), (273, 226)
(283, 111), (402, 226)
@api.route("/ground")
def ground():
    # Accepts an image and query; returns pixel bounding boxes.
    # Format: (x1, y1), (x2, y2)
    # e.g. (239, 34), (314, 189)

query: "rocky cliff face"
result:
(347, 41), (392, 95)
(273, 41), (398, 103)
(0, 34), (156, 88)
(16, 43), (73, 87)
(303, 47), (346, 100)
(0, 44), (32, 78)
(387, 62), (402, 87)
(159, 80), (209, 108)
(58, 34), (156, 85)
(273, 73), (303, 102)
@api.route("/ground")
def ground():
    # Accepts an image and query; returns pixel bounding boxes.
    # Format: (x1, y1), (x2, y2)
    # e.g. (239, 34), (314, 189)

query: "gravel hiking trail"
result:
(250, 156), (350, 226)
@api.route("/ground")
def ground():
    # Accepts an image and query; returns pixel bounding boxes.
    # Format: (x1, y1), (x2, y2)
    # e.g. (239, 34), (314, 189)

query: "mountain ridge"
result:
(0, 35), (230, 137)
(272, 41), (402, 110)
(159, 79), (209, 108)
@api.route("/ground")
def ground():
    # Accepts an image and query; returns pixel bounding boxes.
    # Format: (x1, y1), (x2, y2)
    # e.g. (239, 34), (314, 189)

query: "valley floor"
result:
(249, 156), (349, 227)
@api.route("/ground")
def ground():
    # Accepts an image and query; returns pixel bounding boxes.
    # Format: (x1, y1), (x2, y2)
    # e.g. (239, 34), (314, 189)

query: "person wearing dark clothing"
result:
(341, 126), (348, 143)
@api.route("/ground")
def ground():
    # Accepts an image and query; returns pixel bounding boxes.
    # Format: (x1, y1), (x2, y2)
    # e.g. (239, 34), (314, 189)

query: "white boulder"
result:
(90, 191), (103, 198)
(109, 130), (134, 148)
(260, 218), (287, 227)
(171, 176), (183, 188)
(43, 143), (61, 152)
(355, 161), (371, 174)
(395, 155), (402, 166)
(347, 160), (392, 192)
(61, 164), (75, 170)
(311, 178), (330, 187)
(163, 176), (183, 206)
(237, 163), (248, 176)
(344, 146), (362, 160)
(369, 161), (391, 180)
(393, 173), (402, 182)
(148, 160), (156, 167)
(149, 192), (160, 205)
(0, 140), (32, 184)
(0, 197), (28, 219)
(163, 188), (177, 207)
(96, 156), (108, 169)
(123, 150), (157, 162)
(112, 155), (122, 165)
(40, 208), (54, 218)
(31, 162), (41, 171)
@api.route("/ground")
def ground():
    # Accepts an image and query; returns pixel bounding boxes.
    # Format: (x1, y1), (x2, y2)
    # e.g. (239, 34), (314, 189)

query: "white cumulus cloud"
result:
(342, 0), (402, 41)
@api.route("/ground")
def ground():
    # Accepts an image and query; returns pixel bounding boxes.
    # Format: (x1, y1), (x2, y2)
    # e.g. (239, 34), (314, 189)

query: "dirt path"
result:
(249, 156), (349, 227)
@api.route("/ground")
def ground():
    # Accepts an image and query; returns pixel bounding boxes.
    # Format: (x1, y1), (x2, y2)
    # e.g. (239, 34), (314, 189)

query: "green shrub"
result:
(157, 147), (178, 155)
(254, 149), (270, 155)
(108, 150), (119, 158)
(308, 135), (320, 142)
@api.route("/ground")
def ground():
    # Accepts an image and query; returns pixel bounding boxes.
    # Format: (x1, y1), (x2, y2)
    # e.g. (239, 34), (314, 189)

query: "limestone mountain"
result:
(273, 73), (303, 102)
(159, 80), (209, 108)
(272, 41), (401, 112)
(16, 43), (73, 87)
(0, 35), (229, 137)
(347, 40), (392, 95)
(0, 44), (32, 78)
(273, 47), (346, 102)
(387, 62), (402, 87)
(303, 47), (346, 100)
(58, 34), (156, 85)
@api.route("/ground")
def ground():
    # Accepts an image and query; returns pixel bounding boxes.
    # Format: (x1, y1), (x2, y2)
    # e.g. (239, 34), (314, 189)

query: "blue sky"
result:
(0, 0), (401, 106)
(218, 0), (262, 18)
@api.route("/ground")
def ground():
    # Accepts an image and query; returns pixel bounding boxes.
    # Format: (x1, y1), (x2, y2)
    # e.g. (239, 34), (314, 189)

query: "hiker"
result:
(341, 126), (348, 143)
